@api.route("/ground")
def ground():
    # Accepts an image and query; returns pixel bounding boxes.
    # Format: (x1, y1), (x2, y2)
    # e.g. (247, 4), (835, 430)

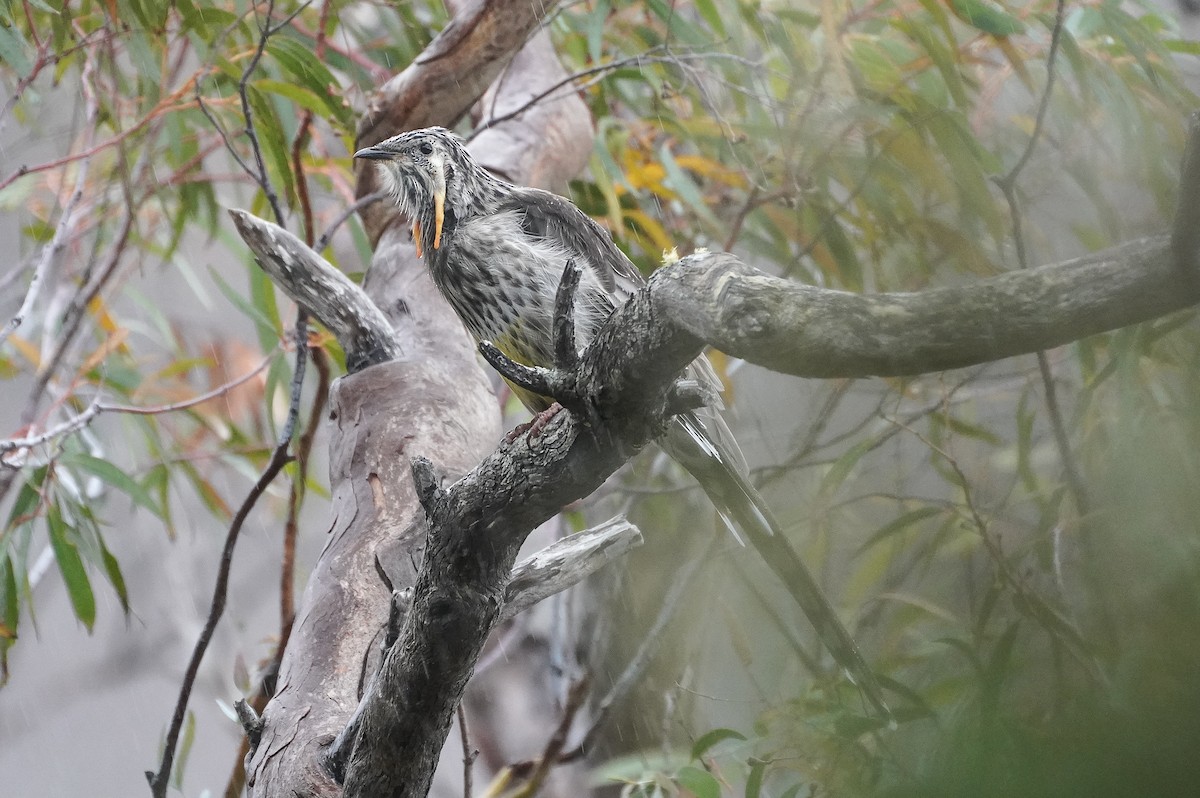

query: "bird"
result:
(355, 127), (889, 717)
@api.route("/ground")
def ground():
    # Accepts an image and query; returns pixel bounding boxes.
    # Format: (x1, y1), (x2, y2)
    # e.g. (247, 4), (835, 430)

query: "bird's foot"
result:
(504, 402), (565, 444)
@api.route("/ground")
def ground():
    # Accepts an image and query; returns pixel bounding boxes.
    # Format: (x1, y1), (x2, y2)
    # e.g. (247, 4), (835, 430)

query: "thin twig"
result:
(238, 0), (287, 225)
(505, 677), (591, 798)
(0, 399), (102, 458)
(996, 0), (1068, 192)
(880, 412), (1100, 678)
(291, 109), (316, 245)
(102, 351), (279, 416)
(314, 191), (387, 253)
(457, 704), (475, 798)
(0, 91), (204, 194)
(989, 1), (1101, 637)
(147, 328), (306, 798)
(281, 345), (329, 646)
(145, 444), (295, 797)
(566, 539), (713, 757)
(195, 86), (257, 180)
(469, 48), (762, 141)
(1, 88), (96, 346)
(0, 351), (279, 461)
(19, 206), (135, 430)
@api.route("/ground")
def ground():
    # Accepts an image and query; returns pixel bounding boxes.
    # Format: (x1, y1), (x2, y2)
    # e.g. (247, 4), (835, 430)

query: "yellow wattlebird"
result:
(356, 127), (890, 718)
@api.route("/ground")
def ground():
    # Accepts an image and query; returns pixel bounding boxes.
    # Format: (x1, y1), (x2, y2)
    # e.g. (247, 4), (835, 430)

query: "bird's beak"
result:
(353, 145), (391, 160)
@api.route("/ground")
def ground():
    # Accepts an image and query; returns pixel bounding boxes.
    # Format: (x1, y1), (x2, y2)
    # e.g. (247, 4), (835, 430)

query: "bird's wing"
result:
(499, 186), (645, 301)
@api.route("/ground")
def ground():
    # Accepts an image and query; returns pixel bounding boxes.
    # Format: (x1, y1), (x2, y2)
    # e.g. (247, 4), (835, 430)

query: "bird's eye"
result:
(419, 142), (434, 155)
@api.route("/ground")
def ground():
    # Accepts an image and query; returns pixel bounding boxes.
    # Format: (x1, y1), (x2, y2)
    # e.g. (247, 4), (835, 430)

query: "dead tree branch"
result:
(243, 0), (590, 794)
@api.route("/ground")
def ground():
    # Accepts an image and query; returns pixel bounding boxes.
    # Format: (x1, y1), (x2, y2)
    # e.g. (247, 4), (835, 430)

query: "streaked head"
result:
(354, 127), (478, 255)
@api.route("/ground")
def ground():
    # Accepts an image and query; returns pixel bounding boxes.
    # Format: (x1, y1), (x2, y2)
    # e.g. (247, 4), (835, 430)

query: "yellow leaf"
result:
(87, 296), (131, 354)
(622, 208), (675, 254)
(78, 329), (130, 377)
(6, 334), (40, 369)
(624, 159), (668, 193)
(674, 154), (748, 189)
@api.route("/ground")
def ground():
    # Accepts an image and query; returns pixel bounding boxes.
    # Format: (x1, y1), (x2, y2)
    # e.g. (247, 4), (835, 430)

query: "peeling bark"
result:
(245, 0), (591, 794)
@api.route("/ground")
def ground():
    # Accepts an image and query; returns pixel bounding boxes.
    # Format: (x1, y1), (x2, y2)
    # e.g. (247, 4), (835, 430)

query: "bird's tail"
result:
(665, 411), (892, 719)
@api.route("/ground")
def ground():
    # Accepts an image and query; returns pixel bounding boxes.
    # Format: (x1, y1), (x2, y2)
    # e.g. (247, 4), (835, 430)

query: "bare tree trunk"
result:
(245, 1), (591, 795)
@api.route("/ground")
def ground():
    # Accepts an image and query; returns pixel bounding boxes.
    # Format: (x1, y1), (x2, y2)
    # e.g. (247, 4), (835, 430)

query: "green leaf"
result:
(61, 452), (162, 518)
(821, 214), (864, 291)
(125, 30), (161, 97)
(255, 78), (337, 121)
(47, 504), (96, 631)
(744, 758), (765, 798)
(675, 765), (720, 798)
(694, 0), (727, 39)
(1, 553), (17, 633)
(585, 0), (610, 63)
(943, 413), (1004, 444)
(658, 144), (721, 231)
(178, 461), (232, 520)
(267, 36), (353, 127)
(819, 438), (875, 498)
(984, 619), (1020, 688)
(244, 84), (296, 211)
(948, 0), (1025, 37)
(835, 711), (890, 738)
(247, 254), (284, 354)
(690, 727), (746, 761)
(0, 554), (16, 684)
(0, 21), (33, 75)
(898, 17), (969, 109)
(98, 536), (130, 614)
(209, 266), (280, 345)
(6, 466), (46, 527)
(173, 710), (196, 789)
(857, 506), (945, 553)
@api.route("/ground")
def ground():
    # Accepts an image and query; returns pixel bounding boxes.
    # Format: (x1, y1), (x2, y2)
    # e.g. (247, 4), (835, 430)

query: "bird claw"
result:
(504, 402), (565, 444)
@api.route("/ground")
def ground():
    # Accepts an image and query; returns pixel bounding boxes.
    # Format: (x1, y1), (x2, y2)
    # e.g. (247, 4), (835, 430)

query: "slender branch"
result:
(281, 345), (329, 640)
(146, 439), (295, 798)
(457, 705), (475, 798)
(469, 48), (759, 139)
(147, 326), (307, 798)
(195, 86), (257, 184)
(567, 539), (712, 758)
(314, 190), (386, 253)
(291, 109), (316, 245)
(0, 399), (101, 460)
(881, 413), (1099, 676)
(1, 351), (279, 459)
(104, 351), (279, 416)
(500, 516), (643, 623)
(990, 0), (1104, 646)
(238, 0), (286, 225)
(996, 0), (1068, 193)
(1, 106), (95, 346)
(20, 206), (135, 429)
(505, 677), (590, 798)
